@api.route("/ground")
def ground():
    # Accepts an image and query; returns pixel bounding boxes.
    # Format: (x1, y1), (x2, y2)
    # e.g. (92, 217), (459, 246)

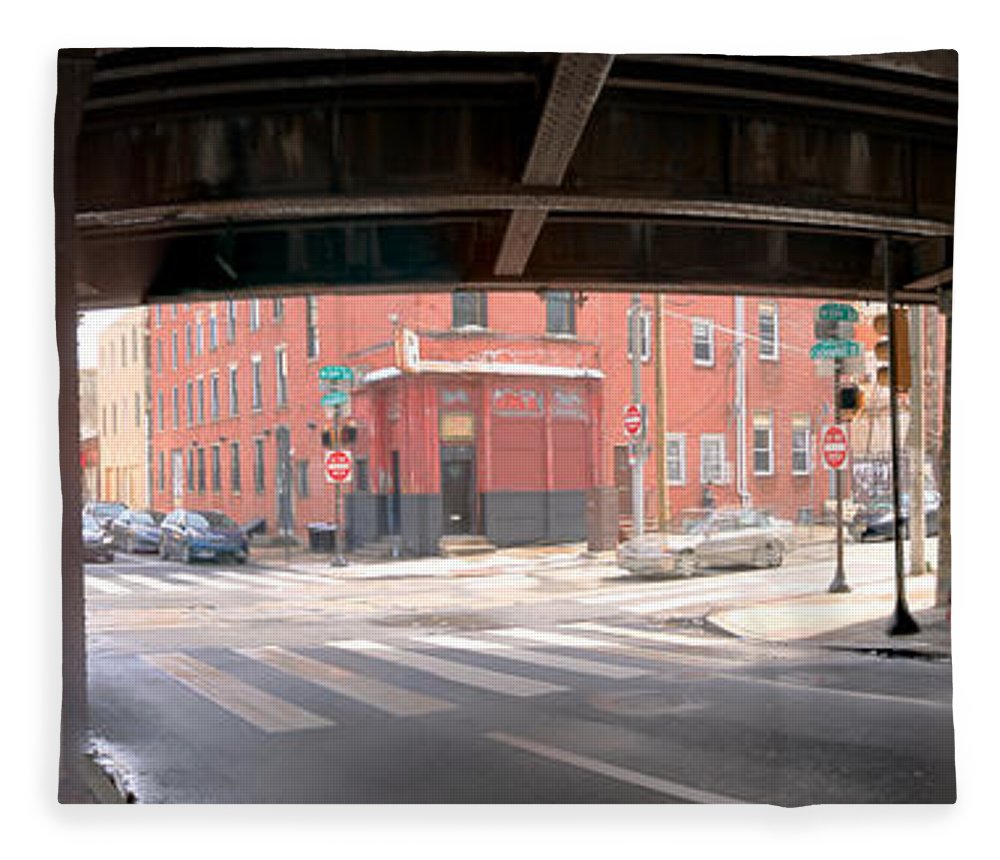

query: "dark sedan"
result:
(82, 514), (114, 563)
(159, 509), (249, 563)
(110, 509), (164, 554)
(849, 492), (940, 542)
(83, 501), (127, 533)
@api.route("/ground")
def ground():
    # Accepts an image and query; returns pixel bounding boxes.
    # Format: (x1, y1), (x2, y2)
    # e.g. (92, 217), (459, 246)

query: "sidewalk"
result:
(709, 572), (950, 658)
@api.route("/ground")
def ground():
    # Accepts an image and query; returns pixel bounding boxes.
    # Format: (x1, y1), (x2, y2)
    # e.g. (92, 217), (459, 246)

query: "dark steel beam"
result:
(494, 53), (613, 276)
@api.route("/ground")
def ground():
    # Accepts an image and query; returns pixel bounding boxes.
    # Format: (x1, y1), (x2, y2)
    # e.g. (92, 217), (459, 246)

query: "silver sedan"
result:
(617, 508), (794, 576)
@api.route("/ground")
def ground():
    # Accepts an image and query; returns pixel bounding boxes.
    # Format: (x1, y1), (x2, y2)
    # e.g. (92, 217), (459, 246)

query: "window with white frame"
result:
(452, 292), (488, 328)
(156, 339), (163, 374)
(627, 307), (651, 362)
(230, 442), (242, 493)
(700, 434), (726, 485)
(229, 365), (239, 416)
(275, 346), (288, 407)
(693, 318), (715, 367)
(186, 381), (193, 426)
(666, 433), (686, 485)
(273, 298), (284, 321)
(157, 391), (164, 432)
(254, 438), (266, 493)
(209, 312), (218, 351)
(792, 414), (811, 475)
(172, 386), (179, 429)
(753, 410), (774, 476)
(249, 299), (260, 331)
(210, 372), (220, 421)
(196, 316), (204, 356)
(306, 296), (320, 359)
(185, 324), (192, 363)
(171, 331), (178, 370)
(211, 445), (222, 492)
(545, 292), (576, 335)
(227, 301), (237, 342)
(759, 302), (779, 360)
(251, 356), (263, 411)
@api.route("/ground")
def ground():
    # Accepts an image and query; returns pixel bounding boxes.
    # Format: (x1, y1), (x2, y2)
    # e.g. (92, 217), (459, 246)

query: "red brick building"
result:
(150, 291), (835, 553)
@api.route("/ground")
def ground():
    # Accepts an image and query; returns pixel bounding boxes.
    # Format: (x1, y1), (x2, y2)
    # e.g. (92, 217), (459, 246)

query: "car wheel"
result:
(755, 543), (782, 569)
(676, 551), (696, 576)
(235, 552), (247, 565)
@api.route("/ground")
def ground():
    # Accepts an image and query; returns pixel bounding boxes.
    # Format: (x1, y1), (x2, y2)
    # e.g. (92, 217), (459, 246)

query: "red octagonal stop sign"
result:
(623, 404), (643, 437)
(324, 449), (353, 483)
(821, 425), (849, 471)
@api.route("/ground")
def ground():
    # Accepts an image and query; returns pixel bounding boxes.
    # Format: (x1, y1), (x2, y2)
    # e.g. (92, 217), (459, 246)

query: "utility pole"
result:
(630, 294), (646, 538)
(654, 294), (669, 530)
(909, 305), (927, 576)
(734, 296), (748, 508)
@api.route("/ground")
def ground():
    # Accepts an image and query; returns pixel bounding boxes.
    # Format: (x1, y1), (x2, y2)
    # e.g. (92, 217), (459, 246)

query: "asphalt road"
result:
(83, 542), (955, 804)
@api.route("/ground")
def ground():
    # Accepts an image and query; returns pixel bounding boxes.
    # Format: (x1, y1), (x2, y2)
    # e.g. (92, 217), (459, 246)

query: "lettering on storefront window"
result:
(492, 387), (544, 417)
(552, 388), (587, 421)
(440, 412), (475, 442)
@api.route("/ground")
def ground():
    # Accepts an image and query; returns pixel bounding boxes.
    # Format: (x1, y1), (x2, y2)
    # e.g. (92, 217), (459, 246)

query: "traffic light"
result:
(837, 384), (864, 419)
(321, 426), (333, 448)
(340, 424), (358, 445)
(873, 308), (911, 391)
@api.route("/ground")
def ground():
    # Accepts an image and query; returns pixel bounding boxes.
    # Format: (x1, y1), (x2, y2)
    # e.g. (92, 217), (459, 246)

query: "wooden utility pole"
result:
(654, 294), (669, 531)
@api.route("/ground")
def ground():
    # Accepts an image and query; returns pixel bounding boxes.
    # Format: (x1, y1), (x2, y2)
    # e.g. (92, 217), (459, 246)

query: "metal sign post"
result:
(828, 371), (850, 594)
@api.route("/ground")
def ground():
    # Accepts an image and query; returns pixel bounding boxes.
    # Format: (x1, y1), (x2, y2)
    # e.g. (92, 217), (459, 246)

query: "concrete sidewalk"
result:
(709, 572), (950, 658)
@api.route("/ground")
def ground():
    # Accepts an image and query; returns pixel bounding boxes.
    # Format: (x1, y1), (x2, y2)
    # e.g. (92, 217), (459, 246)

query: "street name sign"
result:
(623, 404), (644, 437)
(321, 391), (349, 408)
(319, 365), (355, 382)
(324, 450), (353, 483)
(816, 303), (859, 323)
(810, 340), (861, 360)
(821, 425), (849, 471)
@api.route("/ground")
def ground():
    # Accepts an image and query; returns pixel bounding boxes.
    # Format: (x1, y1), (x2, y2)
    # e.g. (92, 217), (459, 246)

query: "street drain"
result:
(375, 612), (500, 631)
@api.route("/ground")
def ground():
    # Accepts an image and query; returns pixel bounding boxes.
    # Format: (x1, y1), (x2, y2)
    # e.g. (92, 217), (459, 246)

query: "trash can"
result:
(307, 523), (338, 552)
(586, 487), (619, 552)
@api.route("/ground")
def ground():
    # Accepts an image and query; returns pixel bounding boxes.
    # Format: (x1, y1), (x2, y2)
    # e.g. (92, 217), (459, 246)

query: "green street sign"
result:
(319, 365), (354, 382)
(816, 303), (859, 323)
(320, 391), (349, 407)
(810, 340), (861, 360)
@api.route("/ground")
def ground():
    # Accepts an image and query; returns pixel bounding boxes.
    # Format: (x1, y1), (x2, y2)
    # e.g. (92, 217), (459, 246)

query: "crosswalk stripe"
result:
(262, 570), (337, 585)
(117, 574), (186, 592)
(216, 571), (294, 588)
(169, 573), (245, 590)
(85, 577), (129, 595)
(326, 640), (565, 698)
(493, 628), (619, 650)
(238, 646), (453, 717)
(413, 634), (647, 680)
(566, 622), (736, 648)
(142, 652), (333, 733)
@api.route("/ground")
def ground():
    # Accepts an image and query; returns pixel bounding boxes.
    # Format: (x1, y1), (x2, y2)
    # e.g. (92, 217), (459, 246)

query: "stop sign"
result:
(623, 404), (643, 437)
(821, 425), (849, 470)
(324, 450), (352, 483)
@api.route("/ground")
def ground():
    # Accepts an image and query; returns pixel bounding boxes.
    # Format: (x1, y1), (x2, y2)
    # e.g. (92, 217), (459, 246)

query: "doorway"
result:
(441, 445), (476, 535)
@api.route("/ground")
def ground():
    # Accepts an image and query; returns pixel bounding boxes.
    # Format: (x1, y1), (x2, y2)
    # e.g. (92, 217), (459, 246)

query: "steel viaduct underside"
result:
(62, 48), (956, 309)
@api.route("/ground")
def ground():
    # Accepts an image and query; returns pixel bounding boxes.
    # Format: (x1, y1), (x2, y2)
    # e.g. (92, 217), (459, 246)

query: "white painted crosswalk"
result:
(139, 621), (747, 735)
(85, 567), (340, 597)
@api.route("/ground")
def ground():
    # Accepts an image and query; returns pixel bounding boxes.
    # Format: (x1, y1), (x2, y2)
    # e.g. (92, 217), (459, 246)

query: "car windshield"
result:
(91, 503), (124, 517)
(132, 512), (156, 526)
(683, 514), (716, 534)
(147, 511), (166, 524)
(193, 511), (238, 530)
(83, 515), (99, 531)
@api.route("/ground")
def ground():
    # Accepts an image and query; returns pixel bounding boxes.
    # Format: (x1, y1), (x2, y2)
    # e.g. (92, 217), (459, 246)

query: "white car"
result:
(617, 508), (794, 576)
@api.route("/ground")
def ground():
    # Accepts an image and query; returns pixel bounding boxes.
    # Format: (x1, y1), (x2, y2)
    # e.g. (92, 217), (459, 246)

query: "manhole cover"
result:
(589, 689), (706, 718)
(375, 612), (499, 630)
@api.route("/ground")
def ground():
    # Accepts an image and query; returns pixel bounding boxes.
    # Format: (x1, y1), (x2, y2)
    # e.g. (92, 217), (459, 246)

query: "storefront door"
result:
(441, 445), (475, 535)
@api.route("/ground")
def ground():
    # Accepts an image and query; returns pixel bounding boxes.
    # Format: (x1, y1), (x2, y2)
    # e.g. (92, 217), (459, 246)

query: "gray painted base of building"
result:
(346, 490), (585, 554)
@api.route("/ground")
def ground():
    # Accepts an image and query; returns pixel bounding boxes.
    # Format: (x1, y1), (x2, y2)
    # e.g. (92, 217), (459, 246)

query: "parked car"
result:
(849, 491), (940, 542)
(110, 509), (164, 554)
(617, 508), (793, 576)
(159, 509), (249, 563)
(83, 501), (128, 533)
(82, 514), (114, 563)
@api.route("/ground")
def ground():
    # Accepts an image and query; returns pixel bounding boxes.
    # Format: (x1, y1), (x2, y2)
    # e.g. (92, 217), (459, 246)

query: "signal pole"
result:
(828, 357), (850, 593)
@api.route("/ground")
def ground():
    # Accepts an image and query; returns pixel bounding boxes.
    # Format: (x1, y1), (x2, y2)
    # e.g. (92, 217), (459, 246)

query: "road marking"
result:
(85, 577), (130, 595)
(412, 634), (648, 680)
(238, 646), (453, 717)
(169, 573), (245, 590)
(329, 639), (395, 652)
(493, 628), (620, 650)
(567, 622), (736, 649)
(487, 731), (742, 803)
(142, 652), (332, 733)
(461, 573), (538, 589)
(215, 571), (295, 588)
(722, 674), (953, 711)
(326, 641), (565, 697)
(117, 574), (186, 592)
(260, 570), (337, 585)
